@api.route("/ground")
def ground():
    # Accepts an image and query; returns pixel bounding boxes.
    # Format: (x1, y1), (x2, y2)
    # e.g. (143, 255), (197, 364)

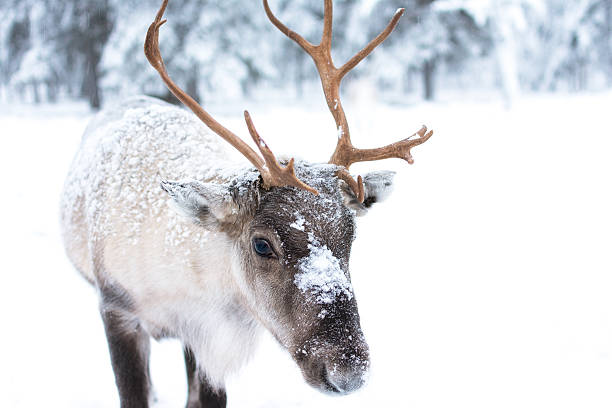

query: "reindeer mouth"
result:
(298, 356), (367, 395)
(300, 359), (342, 395)
(319, 363), (342, 394)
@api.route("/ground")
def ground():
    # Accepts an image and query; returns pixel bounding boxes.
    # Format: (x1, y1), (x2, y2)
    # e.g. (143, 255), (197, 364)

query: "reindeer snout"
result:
(324, 355), (369, 394)
(295, 336), (370, 395)
(301, 337), (370, 395)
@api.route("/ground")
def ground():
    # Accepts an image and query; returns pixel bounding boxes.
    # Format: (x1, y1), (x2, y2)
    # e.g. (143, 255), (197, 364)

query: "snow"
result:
(294, 234), (353, 305)
(61, 97), (261, 261)
(289, 212), (306, 231)
(1, 91), (612, 407)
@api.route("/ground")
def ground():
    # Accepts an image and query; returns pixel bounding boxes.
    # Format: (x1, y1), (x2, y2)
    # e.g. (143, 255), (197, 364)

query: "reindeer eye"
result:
(253, 238), (274, 258)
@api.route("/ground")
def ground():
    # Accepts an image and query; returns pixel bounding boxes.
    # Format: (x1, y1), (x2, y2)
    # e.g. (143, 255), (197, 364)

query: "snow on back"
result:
(294, 234), (353, 305)
(60, 96), (255, 256)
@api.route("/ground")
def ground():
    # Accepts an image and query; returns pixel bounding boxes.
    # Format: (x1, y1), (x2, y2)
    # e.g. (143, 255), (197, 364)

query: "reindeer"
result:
(60, 0), (433, 407)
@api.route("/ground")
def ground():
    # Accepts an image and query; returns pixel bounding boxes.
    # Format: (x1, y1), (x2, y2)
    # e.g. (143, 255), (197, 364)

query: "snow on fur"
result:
(60, 96), (256, 254)
(294, 234), (353, 305)
(290, 212), (306, 231)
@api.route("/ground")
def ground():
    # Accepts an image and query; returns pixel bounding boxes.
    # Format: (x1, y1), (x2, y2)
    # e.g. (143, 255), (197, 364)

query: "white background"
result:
(1, 90), (611, 407)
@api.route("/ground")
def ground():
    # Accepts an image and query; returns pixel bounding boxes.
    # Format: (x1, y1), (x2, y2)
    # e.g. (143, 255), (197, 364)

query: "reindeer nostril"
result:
(324, 361), (367, 394)
(320, 363), (340, 393)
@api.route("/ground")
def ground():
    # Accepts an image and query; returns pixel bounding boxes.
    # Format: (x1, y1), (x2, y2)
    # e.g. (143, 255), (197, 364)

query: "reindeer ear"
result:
(341, 171), (395, 216)
(160, 179), (240, 224)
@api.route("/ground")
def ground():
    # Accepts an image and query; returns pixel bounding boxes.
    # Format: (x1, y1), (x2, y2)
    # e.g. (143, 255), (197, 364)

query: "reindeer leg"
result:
(101, 306), (152, 408)
(184, 347), (227, 408)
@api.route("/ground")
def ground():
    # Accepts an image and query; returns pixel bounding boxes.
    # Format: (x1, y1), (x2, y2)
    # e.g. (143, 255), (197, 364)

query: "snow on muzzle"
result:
(291, 236), (370, 394)
(293, 329), (370, 395)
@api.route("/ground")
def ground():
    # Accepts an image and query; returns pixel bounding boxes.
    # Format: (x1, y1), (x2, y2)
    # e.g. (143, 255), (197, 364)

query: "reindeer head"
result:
(160, 163), (395, 393)
(146, 0), (433, 395)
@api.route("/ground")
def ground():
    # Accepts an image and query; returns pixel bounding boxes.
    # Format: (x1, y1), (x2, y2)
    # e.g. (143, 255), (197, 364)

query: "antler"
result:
(264, 0), (433, 202)
(145, 0), (317, 195)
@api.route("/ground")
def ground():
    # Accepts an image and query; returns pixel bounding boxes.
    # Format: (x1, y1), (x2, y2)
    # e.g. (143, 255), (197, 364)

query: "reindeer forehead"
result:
(254, 184), (355, 261)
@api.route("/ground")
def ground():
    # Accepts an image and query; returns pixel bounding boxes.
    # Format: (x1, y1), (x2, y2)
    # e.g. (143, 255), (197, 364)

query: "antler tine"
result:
(263, 0), (315, 53)
(145, 0), (263, 170)
(337, 169), (364, 203)
(145, 0), (318, 195)
(330, 125), (433, 203)
(328, 6), (409, 167)
(264, 0), (347, 135)
(321, 0), (333, 50)
(338, 8), (404, 79)
(344, 125), (434, 167)
(244, 111), (319, 195)
(264, 0), (429, 203)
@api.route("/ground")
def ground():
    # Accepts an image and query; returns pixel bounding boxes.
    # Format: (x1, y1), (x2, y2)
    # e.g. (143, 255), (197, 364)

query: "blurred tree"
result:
(606, 0), (612, 84)
(435, 0), (526, 106)
(101, 0), (277, 103)
(62, 0), (114, 108)
(5, 7), (31, 84)
(1, 0), (611, 106)
(592, 0), (612, 85)
(369, 0), (487, 100)
(0, 0), (114, 107)
(269, 0), (359, 96)
(518, 0), (611, 91)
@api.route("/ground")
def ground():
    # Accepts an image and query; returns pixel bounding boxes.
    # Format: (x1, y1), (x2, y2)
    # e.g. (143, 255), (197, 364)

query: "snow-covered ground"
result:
(1, 91), (611, 407)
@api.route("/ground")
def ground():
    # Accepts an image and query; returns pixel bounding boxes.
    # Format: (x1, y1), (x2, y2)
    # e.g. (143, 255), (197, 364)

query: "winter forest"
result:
(1, 0), (612, 108)
(1, 0), (612, 407)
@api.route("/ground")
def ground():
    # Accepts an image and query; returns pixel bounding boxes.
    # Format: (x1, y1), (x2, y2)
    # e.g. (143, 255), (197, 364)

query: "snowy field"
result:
(1, 91), (611, 407)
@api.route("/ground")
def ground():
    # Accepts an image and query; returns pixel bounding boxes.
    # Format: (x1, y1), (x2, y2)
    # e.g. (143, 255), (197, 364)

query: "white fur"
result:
(362, 170), (395, 203)
(99, 194), (262, 388)
(60, 96), (262, 387)
(162, 180), (242, 223)
(341, 170), (396, 216)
